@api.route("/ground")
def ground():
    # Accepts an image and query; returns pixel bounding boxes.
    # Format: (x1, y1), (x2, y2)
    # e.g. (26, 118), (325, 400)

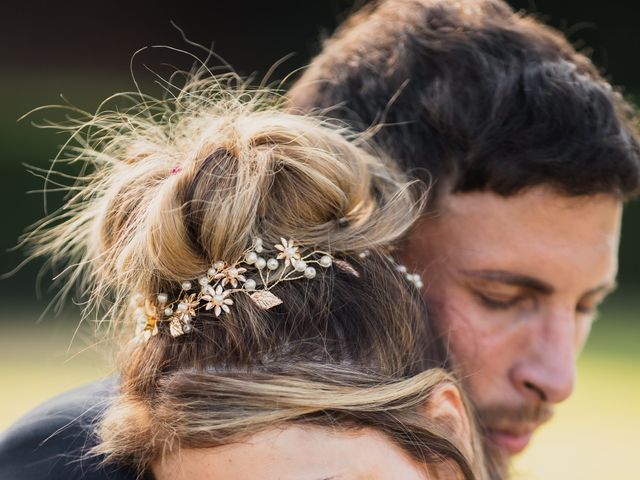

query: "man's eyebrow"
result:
(461, 270), (619, 298)
(583, 281), (618, 298)
(460, 269), (554, 294)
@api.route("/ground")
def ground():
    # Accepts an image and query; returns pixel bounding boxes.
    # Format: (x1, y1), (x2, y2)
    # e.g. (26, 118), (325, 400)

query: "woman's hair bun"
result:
(22, 71), (425, 329)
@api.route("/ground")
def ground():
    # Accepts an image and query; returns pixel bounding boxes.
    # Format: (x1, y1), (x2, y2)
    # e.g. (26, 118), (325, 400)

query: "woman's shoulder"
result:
(0, 376), (137, 480)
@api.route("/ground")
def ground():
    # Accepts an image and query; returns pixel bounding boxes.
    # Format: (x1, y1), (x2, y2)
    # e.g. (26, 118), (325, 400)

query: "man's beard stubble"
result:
(475, 402), (554, 480)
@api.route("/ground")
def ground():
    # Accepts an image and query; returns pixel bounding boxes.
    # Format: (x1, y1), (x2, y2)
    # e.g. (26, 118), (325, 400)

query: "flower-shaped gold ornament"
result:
(202, 285), (234, 317)
(275, 238), (301, 268)
(177, 293), (199, 323)
(214, 265), (247, 288)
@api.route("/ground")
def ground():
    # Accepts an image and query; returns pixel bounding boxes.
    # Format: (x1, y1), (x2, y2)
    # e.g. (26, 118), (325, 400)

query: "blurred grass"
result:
(0, 311), (113, 429)
(0, 304), (638, 479)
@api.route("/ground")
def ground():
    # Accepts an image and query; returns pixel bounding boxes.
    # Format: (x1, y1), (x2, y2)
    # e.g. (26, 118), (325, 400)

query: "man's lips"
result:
(485, 428), (534, 455)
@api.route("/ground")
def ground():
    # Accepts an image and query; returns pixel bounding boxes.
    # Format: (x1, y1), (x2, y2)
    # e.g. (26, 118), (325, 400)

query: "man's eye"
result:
(474, 292), (524, 310)
(576, 303), (601, 319)
(576, 304), (595, 314)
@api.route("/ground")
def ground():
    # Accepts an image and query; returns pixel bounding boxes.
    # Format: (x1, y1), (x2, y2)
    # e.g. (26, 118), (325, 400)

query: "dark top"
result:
(0, 377), (138, 480)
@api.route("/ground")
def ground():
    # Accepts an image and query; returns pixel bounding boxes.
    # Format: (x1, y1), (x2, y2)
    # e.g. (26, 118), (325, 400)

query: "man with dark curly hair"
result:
(288, 0), (640, 476)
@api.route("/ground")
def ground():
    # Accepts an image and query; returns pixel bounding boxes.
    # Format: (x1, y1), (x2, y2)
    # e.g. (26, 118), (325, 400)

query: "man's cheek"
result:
(436, 299), (486, 366)
(440, 300), (519, 375)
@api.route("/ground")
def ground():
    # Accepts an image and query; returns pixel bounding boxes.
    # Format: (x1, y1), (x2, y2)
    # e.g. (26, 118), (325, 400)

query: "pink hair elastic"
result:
(170, 165), (182, 175)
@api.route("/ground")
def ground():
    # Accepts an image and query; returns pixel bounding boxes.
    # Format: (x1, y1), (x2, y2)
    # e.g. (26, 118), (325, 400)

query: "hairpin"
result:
(131, 241), (424, 344)
(132, 237), (335, 343)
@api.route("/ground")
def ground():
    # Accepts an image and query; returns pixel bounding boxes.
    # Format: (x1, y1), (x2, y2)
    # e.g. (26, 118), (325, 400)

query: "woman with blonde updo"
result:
(18, 72), (488, 480)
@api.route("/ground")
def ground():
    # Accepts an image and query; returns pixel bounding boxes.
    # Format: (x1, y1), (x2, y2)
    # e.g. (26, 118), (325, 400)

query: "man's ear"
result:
(423, 383), (473, 459)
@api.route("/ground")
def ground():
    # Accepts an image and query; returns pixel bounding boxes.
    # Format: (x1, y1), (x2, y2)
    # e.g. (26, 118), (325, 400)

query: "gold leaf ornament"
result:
(333, 259), (360, 278)
(250, 290), (284, 310)
(169, 317), (185, 337)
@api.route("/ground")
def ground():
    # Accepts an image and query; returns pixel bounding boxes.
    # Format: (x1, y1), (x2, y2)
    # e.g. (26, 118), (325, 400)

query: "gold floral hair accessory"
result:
(131, 240), (424, 344)
(132, 237), (336, 343)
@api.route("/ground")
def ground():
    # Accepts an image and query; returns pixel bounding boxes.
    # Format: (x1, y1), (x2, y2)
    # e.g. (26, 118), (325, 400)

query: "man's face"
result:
(400, 186), (622, 461)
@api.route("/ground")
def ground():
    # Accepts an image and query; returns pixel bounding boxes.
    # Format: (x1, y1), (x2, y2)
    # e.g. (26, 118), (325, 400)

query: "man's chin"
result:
(481, 428), (536, 479)
(475, 403), (554, 477)
(477, 403), (553, 459)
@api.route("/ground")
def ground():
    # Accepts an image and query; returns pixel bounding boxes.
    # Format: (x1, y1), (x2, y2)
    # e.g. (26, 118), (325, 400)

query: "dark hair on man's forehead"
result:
(288, 0), (640, 203)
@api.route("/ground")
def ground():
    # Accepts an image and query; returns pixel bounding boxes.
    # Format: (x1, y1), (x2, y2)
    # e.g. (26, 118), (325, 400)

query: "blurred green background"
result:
(1, 1), (638, 479)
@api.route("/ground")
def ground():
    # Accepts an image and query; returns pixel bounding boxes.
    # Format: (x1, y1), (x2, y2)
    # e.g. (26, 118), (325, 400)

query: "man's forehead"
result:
(424, 188), (622, 244)
(407, 187), (622, 289)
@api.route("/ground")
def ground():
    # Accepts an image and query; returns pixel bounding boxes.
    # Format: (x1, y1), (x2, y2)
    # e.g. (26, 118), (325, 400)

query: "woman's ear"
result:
(423, 382), (473, 459)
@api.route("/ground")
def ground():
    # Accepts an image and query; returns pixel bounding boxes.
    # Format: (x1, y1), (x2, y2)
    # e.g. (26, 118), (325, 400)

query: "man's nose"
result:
(512, 309), (577, 404)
